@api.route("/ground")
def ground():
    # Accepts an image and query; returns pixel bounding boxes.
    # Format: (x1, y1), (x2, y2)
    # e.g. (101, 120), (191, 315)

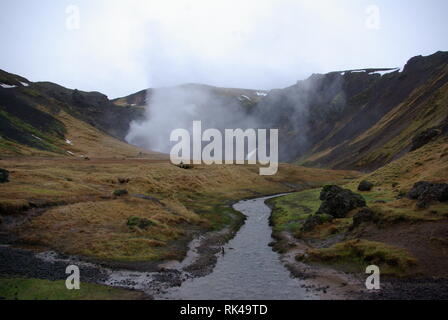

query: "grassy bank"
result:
(267, 138), (448, 278)
(0, 278), (146, 300)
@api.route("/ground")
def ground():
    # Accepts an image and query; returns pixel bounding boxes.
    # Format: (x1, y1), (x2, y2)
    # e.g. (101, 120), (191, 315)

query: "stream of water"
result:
(157, 195), (312, 300)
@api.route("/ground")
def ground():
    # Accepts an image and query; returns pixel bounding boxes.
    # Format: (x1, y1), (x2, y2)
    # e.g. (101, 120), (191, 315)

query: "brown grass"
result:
(0, 156), (359, 262)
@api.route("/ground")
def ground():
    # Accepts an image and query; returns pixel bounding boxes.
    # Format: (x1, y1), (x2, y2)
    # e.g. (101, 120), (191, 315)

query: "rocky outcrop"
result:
(411, 128), (442, 151)
(408, 181), (448, 208)
(316, 185), (366, 218)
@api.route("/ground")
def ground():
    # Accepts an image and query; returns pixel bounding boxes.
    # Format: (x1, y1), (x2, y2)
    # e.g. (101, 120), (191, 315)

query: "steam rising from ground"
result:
(125, 74), (347, 162)
(126, 85), (259, 154)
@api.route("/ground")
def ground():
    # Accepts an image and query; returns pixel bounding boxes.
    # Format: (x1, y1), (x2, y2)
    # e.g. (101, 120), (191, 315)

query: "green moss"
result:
(267, 189), (321, 233)
(0, 278), (145, 300)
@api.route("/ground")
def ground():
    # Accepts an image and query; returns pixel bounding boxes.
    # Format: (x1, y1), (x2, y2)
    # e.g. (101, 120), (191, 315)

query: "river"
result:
(157, 194), (313, 300)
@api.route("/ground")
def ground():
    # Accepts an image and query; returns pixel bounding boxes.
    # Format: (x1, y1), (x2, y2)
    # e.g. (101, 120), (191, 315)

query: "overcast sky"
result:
(1, 0), (447, 98)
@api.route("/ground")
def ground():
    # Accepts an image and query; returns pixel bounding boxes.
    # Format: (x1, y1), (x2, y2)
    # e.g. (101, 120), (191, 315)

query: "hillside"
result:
(112, 83), (268, 109)
(253, 51), (448, 171)
(0, 69), (163, 158)
(112, 52), (448, 173)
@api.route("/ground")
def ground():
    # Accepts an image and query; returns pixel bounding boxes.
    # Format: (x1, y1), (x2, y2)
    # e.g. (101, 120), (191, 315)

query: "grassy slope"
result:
(0, 157), (359, 263)
(0, 278), (146, 300)
(269, 136), (448, 277)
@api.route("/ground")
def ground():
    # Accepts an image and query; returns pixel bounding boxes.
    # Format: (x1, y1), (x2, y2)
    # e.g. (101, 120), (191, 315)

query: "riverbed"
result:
(156, 195), (314, 300)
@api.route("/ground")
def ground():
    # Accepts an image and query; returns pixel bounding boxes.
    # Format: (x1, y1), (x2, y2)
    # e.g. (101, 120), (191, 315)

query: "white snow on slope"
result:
(0, 83), (17, 89)
(373, 68), (400, 76)
(32, 134), (43, 141)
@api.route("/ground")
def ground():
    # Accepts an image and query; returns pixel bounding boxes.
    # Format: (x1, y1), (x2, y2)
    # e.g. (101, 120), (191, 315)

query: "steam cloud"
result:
(125, 73), (347, 162)
(126, 85), (260, 156)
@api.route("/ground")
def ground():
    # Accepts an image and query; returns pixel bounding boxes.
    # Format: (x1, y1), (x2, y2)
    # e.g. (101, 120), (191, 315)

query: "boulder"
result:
(358, 180), (374, 192)
(411, 128), (441, 151)
(0, 168), (9, 183)
(408, 181), (448, 208)
(316, 185), (366, 218)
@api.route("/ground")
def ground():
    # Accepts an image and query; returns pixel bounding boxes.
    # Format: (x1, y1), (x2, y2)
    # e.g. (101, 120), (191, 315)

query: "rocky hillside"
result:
(253, 51), (448, 171)
(0, 69), (162, 158)
(0, 69), (271, 157)
(2, 51), (447, 170)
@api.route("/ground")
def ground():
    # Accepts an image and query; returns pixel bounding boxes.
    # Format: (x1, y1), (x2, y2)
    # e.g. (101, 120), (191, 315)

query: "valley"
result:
(1, 51), (448, 300)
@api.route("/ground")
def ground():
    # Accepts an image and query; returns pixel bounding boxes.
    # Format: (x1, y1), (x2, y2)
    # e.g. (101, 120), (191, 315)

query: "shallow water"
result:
(157, 195), (312, 300)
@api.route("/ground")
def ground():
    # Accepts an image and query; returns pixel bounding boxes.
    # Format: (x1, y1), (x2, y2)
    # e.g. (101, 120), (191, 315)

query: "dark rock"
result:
(407, 181), (448, 208)
(411, 128), (441, 151)
(316, 185), (366, 218)
(358, 180), (374, 191)
(177, 162), (194, 169)
(0, 168), (10, 183)
(352, 208), (378, 228)
(113, 189), (128, 197)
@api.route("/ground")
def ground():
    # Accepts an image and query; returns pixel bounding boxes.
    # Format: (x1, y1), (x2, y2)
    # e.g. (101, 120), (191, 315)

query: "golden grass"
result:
(0, 156), (359, 262)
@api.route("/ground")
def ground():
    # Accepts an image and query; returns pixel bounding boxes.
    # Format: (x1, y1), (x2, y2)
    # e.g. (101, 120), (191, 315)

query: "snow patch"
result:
(65, 139), (73, 145)
(0, 83), (17, 89)
(20, 81), (29, 87)
(66, 151), (75, 156)
(373, 68), (400, 76)
(32, 134), (43, 141)
(256, 92), (268, 97)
